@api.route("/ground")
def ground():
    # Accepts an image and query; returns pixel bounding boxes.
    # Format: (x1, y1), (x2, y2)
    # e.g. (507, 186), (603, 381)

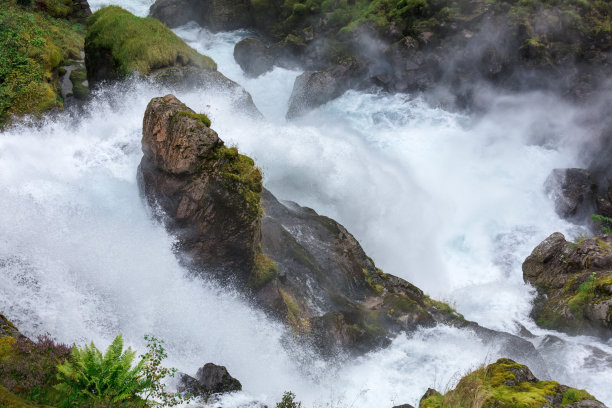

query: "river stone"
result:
(177, 363), (242, 396)
(233, 38), (274, 78)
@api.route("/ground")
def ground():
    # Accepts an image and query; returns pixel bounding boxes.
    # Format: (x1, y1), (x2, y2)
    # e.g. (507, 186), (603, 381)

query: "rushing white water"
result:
(1, 1), (612, 406)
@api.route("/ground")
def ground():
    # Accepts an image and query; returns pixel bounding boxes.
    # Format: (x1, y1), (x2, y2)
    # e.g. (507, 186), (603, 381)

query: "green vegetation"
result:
(592, 214), (612, 234)
(0, 322), (187, 408)
(419, 358), (598, 408)
(276, 391), (302, 408)
(250, 251), (279, 289)
(55, 334), (187, 408)
(213, 145), (263, 222)
(174, 110), (211, 127)
(85, 6), (216, 80)
(68, 68), (89, 99)
(0, 0), (83, 126)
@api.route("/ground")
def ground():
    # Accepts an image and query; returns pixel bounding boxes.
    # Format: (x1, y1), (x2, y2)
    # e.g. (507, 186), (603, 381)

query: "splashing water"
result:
(1, 2), (611, 406)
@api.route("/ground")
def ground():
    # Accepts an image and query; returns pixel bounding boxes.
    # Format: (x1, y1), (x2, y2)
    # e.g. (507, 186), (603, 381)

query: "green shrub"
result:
(592, 214), (612, 234)
(276, 391), (302, 408)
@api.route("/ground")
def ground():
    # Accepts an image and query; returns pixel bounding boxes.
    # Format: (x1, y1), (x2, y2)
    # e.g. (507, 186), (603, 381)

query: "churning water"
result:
(1, 1), (611, 406)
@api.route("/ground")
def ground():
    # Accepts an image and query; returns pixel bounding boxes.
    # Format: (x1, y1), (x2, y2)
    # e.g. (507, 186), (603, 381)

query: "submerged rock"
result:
(177, 363), (242, 397)
(139, 95), (548, 364)
(523, 232), (612, 336)
(418, 358), (606, 408)
(545, 168), (597, 223)
(286, 58), (368, 119)
(233, 38), (274, 78)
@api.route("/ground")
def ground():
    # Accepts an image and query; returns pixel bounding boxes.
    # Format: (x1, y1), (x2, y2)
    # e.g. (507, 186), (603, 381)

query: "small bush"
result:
(277, 391), (302, 408)
(592, 214), (612, 234)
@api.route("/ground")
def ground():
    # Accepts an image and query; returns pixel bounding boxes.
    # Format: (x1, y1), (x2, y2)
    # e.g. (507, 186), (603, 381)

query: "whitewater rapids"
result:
(1, 1), (611, 406)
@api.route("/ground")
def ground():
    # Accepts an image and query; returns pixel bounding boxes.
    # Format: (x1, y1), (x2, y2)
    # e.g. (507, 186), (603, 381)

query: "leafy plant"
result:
(55, 334), (149, 407)
(277, 391), (302, 408)
(54, 334), (188, 408)
(592, 214), (612, 234)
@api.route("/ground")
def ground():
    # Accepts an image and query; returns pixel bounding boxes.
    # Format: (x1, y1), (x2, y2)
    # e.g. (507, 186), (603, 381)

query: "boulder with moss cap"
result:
(523, 232), (612, 336)
(418, 358), (606, 408)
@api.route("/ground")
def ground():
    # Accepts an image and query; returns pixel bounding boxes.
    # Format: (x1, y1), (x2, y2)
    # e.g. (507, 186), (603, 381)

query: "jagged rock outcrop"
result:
(139, 95), (548, 366)
(286, 58), (368, 119)
(233, 38), (274, 78)
(523, 232), (612, 336)
(418, 358), (606, 408)
(177, 363), (242, 397)
(150, 0), (252, 31)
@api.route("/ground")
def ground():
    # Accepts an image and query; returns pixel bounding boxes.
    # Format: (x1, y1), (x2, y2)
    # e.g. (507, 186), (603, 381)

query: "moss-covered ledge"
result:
(85, 6), (217, 85)
(418, 358), (605, 408)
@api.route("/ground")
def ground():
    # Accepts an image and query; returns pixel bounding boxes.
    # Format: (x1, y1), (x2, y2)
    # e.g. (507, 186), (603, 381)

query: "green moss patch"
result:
(212, 145), (263, 222)
(68, 67), (89, 99)
(420, 359), (568, 408)
(175, 110), (211, 127)
(0, 0), (84, 126)
(85, 6), (216, 79)
(250, 251), (279, 289)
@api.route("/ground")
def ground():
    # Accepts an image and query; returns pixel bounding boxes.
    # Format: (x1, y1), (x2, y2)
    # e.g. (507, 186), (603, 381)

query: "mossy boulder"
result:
(523, 232), (612, 336)
(139, 94), (262, 278)
(0, 315), (22, 339)
(0, 0), (85, 127)
(84, 6), (217, 85)
(418, 358), (605, 408)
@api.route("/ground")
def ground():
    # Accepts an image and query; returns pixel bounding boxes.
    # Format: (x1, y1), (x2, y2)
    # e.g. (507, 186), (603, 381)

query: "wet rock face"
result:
(545, 168), (597, 223)
(286, 58), (368, 119)
(138, 94), (262, 279)
(149, 0), (252, 31)
(177, 363), (242, 396)
(233, 38), (274, 78)
(523, 232), (612, 336)
(0, 315), (22, 339)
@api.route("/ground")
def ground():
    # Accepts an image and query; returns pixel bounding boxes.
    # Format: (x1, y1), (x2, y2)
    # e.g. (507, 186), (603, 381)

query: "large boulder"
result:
(139, 95), (548, 365)
(177, 363), (241, 397)
(418, 358), (606, 408)
(139, 94), (261, 277)
(286, 58), (368, 119)
(523, 232), (612, 336)
(233, 38), (274, 78)
(544, 168), (597, 223)
(149, 0), (252, 31)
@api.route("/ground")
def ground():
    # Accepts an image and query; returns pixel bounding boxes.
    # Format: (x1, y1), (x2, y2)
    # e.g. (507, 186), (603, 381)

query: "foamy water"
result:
(0, 1), (611, 406)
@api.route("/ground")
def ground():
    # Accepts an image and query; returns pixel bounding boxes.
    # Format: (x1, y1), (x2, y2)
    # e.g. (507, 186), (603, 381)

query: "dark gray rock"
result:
(177, 363), (241, 397)
(233, 38), (274, 78)
(544, 168), (597, 223)
(149, 0), (252, 31)
(286, 58), (368, 119)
